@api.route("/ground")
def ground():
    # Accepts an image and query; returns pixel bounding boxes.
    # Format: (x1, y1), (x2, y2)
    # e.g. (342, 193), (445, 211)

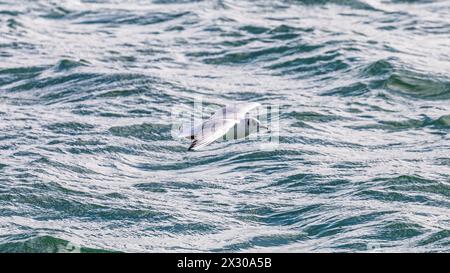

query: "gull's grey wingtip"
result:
(188, 140), (197, 151)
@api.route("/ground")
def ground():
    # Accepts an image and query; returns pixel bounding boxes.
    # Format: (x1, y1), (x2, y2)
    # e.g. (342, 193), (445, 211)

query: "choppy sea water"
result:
(0, 0), (449, 252)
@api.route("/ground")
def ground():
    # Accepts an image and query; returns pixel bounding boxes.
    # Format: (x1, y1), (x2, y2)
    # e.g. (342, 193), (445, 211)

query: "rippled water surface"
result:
(1, 0), (449, 252)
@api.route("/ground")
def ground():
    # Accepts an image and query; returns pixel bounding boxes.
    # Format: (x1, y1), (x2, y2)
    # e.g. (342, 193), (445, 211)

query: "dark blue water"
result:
(0, 0), (449, 252)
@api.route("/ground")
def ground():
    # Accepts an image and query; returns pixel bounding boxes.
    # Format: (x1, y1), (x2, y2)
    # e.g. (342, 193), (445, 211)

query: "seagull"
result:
(178, 102), (268, 151)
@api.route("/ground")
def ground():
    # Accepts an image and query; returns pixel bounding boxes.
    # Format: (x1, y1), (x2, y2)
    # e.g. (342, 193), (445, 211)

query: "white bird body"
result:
(223, 117), (262, 140)
(177, 102), (267, 151)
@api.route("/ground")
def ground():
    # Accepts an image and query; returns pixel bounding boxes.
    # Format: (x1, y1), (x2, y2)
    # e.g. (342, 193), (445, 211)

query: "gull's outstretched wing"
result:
(210, 102), (261, 121)
(188, 118), (237, 151)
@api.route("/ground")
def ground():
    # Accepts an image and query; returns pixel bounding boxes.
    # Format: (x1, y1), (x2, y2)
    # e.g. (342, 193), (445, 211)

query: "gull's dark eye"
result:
(247, 119), (250, 126)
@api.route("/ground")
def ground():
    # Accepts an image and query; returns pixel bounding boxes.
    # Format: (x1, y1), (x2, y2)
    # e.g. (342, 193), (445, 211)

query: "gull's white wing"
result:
(188, 118), (237, 151)
(210, 102), (261, 121)
(179, 102), (261, 139)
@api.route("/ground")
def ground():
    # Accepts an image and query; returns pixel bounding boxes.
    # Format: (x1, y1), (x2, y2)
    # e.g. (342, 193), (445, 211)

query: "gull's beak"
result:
(260, 125), (269, 130)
